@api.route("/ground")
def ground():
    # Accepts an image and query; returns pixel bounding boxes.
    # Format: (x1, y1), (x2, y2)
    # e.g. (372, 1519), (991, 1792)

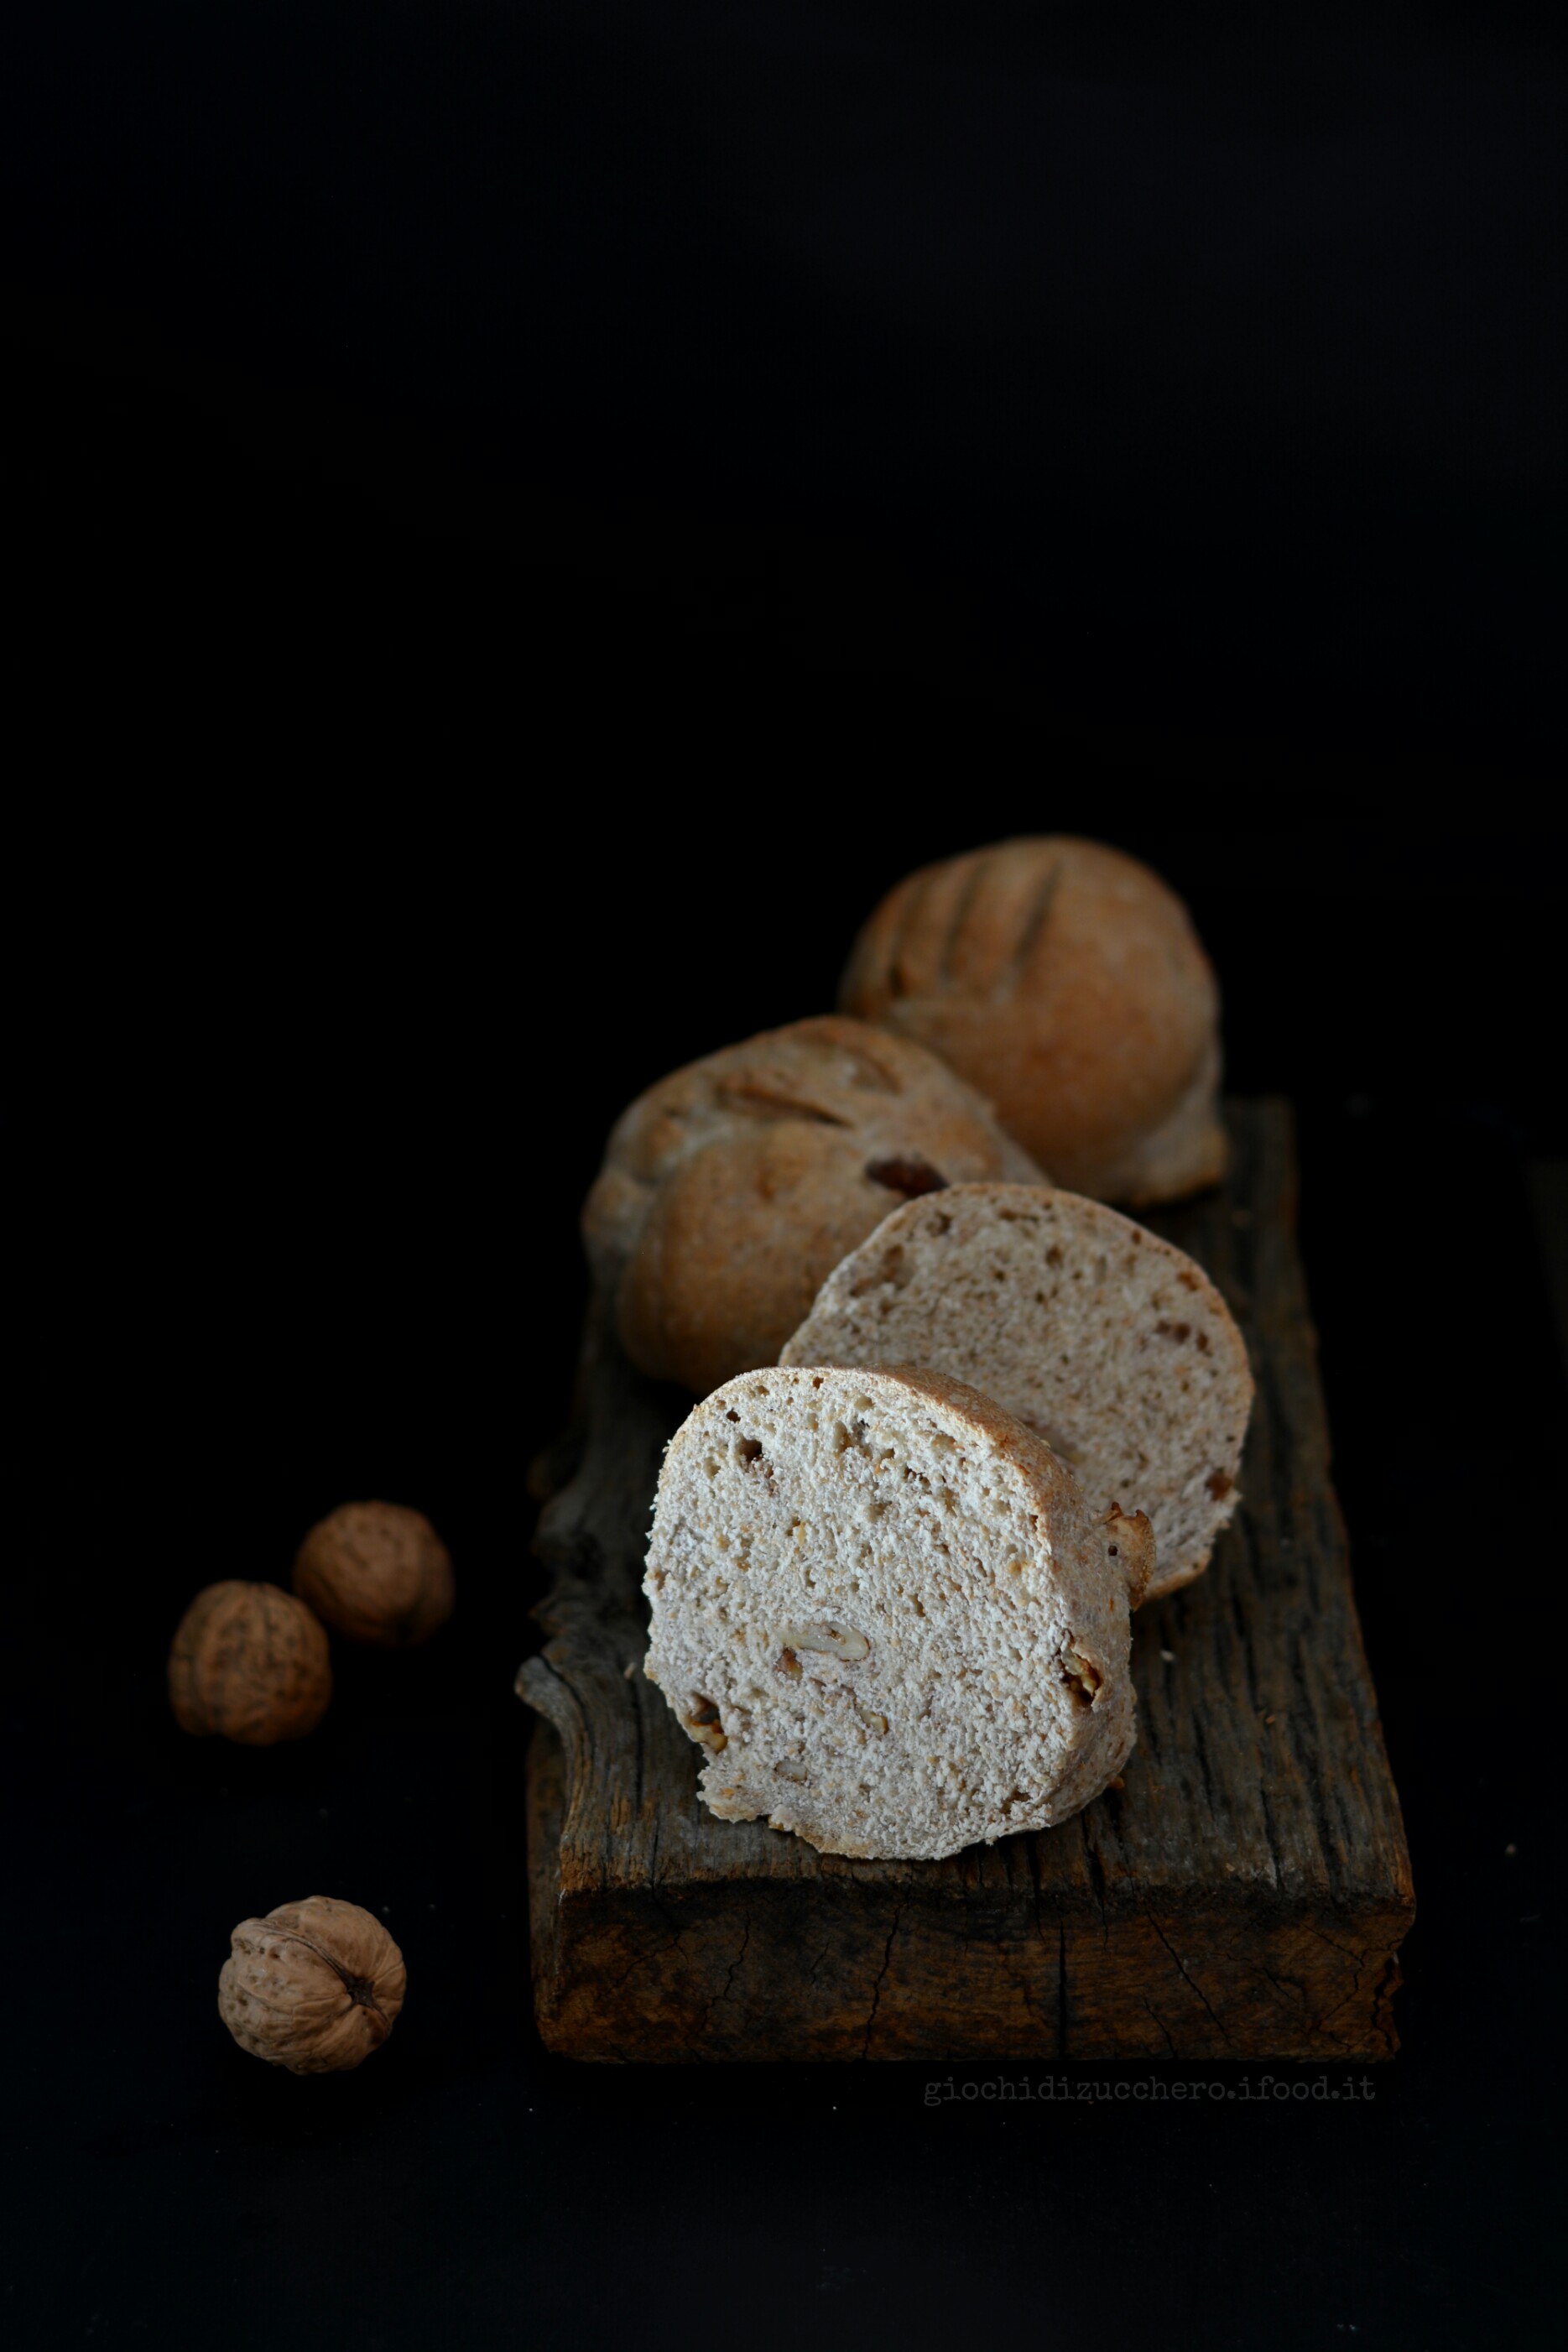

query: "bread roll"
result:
(583, 1015), (1044, 1395)
(643, 1363), (1148, 1860)
(783, 1184), (1253, 1599)
(839, 837), (1226, 1205)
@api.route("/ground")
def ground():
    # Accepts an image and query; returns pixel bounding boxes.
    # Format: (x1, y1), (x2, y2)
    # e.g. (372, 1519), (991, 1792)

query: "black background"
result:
(6, 3), (1565, 2348)
(7, 0), (1565, 769)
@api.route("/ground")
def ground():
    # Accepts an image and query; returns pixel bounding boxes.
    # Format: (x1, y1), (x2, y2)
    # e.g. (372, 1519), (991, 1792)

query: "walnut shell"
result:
(293, 1500), (453, 1646)
(218, 1896), (406, 2073)
(168, 1582), (331, 1744)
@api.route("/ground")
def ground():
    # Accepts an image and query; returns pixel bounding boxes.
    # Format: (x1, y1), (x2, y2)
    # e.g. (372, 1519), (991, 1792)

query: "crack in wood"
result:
(1140, 1997), (1179, 2057)
(862, 1906), (905, 2060)
(1144, 1911), (1233, 2047)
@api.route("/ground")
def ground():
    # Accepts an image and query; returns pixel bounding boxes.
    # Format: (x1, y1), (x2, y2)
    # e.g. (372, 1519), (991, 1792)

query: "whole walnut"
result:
(168, 1581), (331, 1744)
(293, 1500), (454, 1646)
(219, 1896), (406, 2073)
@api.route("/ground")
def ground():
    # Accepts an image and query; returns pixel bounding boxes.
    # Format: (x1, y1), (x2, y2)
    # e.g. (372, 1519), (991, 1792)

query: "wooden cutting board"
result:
(518, 1099), (1414, 2062)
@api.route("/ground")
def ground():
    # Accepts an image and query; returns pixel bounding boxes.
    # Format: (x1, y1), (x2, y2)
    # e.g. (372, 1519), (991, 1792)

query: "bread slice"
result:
(643, 1363), (1149, 1861)
(782, 1185), (1252, 1600)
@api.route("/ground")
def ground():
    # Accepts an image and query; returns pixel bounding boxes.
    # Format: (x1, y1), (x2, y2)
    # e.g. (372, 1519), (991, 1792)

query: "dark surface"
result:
(6, 3), (1565, 768)
(7, 0), (1565, 2343)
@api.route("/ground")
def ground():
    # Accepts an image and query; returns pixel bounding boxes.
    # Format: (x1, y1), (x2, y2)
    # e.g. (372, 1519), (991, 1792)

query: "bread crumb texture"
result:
(784, 1185), (1253, 1601)
(643, 1364), (1135, 1859)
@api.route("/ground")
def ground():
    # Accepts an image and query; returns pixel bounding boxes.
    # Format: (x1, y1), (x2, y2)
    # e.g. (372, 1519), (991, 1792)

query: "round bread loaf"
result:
(839, 837), (1226, 1205)
(583, 1015), (1044, 1396)
(782, 1184), (1253, 1599)
(643, 1362), (1149, 1860)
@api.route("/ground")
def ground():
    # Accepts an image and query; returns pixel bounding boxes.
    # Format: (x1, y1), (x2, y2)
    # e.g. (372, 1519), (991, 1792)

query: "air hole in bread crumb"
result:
(725, 1409), (739, 1423)
(684, 1695), (725, 1747)
(1060, 1646), (1102, 1711)
(851, 1244), (904, 1296)
(737, 1437), (763, 1466)
(774, 1648), (802, 1677)
(1045, 1244), (1064, 1269)
(1206, 1469), (1234, 1499)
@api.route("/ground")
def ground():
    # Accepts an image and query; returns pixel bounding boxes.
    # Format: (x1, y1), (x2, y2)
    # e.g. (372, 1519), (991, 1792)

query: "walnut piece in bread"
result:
(643, 1363), (1146, 1859)
(839, 837), (1226, 1206)
(583, 1015), (1044, 1395)
(783, 1183), (1253, 1600)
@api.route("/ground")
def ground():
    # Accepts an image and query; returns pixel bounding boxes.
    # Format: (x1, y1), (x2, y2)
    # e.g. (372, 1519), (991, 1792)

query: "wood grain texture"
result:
(518, 1100), (1414, 2062)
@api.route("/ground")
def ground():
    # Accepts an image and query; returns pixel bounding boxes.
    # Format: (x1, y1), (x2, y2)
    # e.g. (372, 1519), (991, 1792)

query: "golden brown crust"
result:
(584, 1015), (1046, 1395)
(168, 1582), (331, 1745)
(839, 838), (1227, 1205)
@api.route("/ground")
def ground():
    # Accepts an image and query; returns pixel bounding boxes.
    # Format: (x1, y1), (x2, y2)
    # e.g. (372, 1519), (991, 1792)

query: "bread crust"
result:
(643, 1363), (1141, 1859)
(839, 837), (1227, 1206)
(583, 1015), (1044, 1395)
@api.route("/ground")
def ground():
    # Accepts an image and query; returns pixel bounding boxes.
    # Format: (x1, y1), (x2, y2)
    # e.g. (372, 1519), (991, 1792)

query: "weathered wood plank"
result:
(518, 1100), (1414, 2061)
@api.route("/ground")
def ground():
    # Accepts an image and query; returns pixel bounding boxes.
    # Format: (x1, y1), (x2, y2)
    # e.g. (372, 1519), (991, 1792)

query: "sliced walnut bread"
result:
(583, 1014), (1044, 1396)
(782, 1185), (1253, 1600)
(643, 1363), (1149, 1860)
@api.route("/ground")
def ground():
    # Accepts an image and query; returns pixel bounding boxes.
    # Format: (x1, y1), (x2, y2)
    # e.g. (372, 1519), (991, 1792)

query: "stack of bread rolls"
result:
(581, 837), (1253, 1863)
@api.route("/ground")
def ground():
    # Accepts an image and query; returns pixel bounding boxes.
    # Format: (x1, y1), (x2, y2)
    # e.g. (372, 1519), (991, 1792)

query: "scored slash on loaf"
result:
(782, 1184), (1254, 1600)
(581, 1014), (1044, 1396)
(642, 1363), (1150, 1861)
(839, 837), (1227, 1207)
